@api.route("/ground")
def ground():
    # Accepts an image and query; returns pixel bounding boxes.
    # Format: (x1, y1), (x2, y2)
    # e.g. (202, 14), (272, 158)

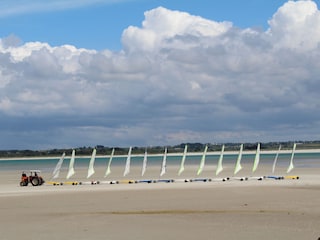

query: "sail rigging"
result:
(234, 144), (243, 175)
(87, 148), (96, 178)
(272, 145), (281, 174)
(287, 143), (296, 173)
(178, 145), (188, 176)
(160, 147), (167, 177)
(215, 145), (224, 176)
(252, 143), (260, 173)
(123, 147), (132, 177)
(104, 148), (115, 177)
(141, 149), (148, 176)
(52, 152), (65, 179)
(66, 149), (75, 179)
(197, 145), (208, 176)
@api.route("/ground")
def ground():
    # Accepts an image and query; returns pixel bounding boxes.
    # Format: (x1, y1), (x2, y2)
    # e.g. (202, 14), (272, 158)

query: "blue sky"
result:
(1, 0), (320, 150)
(0, 0), (292, 50)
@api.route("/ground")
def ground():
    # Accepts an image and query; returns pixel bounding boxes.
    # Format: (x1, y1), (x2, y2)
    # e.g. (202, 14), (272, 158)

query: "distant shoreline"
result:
(1, 148), (320, 161)
(1, 141), (320, 159)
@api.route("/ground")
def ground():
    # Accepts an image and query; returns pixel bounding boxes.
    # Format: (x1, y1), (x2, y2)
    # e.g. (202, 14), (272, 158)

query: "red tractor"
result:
(20, 170), (45, 186)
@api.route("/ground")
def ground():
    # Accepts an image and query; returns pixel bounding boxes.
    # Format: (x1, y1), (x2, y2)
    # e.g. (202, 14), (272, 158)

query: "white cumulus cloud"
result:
(122, 6), (233, 53)
(0, 1), (320, 149)
(268, 0), (320, 50)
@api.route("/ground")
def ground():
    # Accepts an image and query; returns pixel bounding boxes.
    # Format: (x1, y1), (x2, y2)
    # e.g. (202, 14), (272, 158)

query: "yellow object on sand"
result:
(284, 175), (300, 180)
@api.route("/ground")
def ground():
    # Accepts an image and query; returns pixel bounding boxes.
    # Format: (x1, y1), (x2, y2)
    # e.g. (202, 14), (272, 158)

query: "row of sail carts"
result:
(47, 143), (300, 186)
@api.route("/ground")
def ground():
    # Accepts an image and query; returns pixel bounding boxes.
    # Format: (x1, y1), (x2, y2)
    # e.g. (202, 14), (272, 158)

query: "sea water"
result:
(0, 152), (319, 174)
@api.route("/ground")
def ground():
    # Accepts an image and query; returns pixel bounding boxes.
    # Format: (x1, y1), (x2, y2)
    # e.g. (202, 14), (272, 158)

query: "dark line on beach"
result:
(52, 209), (297, 216)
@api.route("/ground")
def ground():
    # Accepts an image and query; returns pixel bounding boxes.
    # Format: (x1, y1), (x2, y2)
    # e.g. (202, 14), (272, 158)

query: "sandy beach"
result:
(0, 164), (319, 240)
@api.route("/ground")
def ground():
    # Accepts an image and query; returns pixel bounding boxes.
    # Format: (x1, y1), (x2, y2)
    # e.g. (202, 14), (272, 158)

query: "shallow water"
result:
(1, 151), (319, 174)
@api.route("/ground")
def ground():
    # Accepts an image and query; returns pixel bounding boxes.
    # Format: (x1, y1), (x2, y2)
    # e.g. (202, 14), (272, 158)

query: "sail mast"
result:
(287, 143), (296, 173)
(197, 145), (208, 176)
(252, 143), (260, 173)
(141, 148), (148, 176)
(272, 145), (281, 174)
(178, 145), (188, 176)
(160, 147), (167, 177)
(216, 145), (224, 176)
(123, 146), (132, 177)
(234, 144), (243, 175)
(104, 148), (115, 177)
(66, 149), (75, 179)
(52, 152), (65, 179)
(87, 148), (96, 178)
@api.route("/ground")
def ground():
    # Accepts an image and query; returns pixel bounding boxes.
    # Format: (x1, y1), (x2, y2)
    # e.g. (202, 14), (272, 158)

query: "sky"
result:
(0, 0), (320, 150)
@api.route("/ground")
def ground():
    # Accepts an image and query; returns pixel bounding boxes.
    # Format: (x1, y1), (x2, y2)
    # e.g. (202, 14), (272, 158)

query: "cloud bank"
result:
(1, 1), (320, 149)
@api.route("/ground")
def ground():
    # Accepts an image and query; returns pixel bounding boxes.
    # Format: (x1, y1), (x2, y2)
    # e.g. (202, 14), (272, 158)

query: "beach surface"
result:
(0, 165), (319, 240)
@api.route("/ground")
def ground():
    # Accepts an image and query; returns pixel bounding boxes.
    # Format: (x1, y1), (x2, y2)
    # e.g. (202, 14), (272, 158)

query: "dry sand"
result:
(0, 165), (319, 240)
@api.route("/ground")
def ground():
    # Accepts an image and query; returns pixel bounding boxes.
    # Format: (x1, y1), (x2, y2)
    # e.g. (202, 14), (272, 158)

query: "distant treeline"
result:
(1, 141), (320, 158)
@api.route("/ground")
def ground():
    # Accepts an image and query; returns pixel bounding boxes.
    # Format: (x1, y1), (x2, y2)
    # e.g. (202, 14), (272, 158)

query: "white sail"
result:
(234, 144), (243, 175)
(197, 145), (208, 176)
(66, 149), (75, 179)
(178, 145), (188, 176)
(160, 147), (167, 177)
(52, 152), (65, 179)
(123, 146), (132, 177)
(252, 143), (260, 173)
(216, 145), (224, 176)
(272, 145), (281, 174)
(287, 143), (296, 173)
(87, 148), (96, 178)
(141, 149), (148, 176)
(104, 148), (115, 177)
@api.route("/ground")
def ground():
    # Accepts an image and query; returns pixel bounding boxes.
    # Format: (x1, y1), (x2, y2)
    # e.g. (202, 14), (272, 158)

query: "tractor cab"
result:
(20, 170), (45, 186)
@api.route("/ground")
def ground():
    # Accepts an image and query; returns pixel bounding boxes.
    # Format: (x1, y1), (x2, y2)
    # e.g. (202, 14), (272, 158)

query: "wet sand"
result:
(0, 165), (319, 240)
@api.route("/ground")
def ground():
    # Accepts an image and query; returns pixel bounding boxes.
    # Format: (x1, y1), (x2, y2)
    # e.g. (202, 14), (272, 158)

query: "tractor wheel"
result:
(39, 179), (45, 185)
(31, 177), (39, 186)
